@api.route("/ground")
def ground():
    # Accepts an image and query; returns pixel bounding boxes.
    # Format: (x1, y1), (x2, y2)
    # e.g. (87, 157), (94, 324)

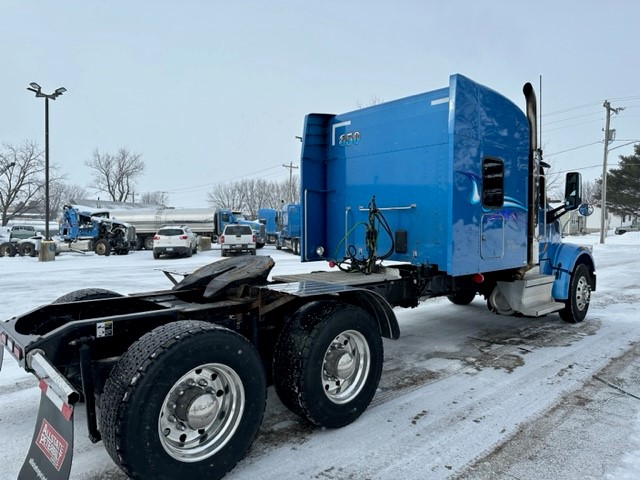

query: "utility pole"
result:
(282, 161), (299, 203)
(599, 101), (624, 244)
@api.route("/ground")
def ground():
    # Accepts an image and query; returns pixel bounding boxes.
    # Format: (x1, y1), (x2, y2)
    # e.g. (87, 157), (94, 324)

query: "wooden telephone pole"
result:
(283, 161), (299, 203)
(599, 101), (623, 244)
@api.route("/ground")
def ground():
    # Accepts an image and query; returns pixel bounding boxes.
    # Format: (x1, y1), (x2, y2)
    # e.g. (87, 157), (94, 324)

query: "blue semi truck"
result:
(274, 202), (302, 255)
(0, 75), (595, 480)
(298, 73), (595, 320)
(257, 207), (279, 244)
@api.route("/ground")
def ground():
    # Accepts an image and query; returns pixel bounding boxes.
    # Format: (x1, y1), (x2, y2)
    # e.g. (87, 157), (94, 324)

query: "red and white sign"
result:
(35, 419), (68, 471)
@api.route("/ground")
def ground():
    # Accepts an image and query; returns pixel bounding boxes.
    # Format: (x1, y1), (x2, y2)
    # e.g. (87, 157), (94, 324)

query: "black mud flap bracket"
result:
(19, 351), (80, 480)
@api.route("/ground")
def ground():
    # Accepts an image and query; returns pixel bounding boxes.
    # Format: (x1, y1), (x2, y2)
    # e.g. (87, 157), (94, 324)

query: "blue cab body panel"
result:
(281, 203), (301, 239)
(300, 74), (530, 277)
(257, 208), (278, 239)
(275, 203), (302, 255)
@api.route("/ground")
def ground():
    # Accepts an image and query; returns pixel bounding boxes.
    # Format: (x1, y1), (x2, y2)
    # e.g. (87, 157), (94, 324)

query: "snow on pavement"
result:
(1, 233), (639, 479)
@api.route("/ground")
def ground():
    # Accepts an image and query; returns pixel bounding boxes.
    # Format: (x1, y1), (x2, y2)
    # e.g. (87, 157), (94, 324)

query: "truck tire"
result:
(153, 249), (161, 259)
(52, 288), (123, 394)
(143, 236), (154, 250)
(559, 263), (592, 323)
(273, 300), (383, 428)
(447, 290), (476, 305)
(53, 288), (123, 304)
(0, 241), (17, 257)
(100, 321), (267, 480)
(17, 241), (37, 257)
(94, 239), (112, 256)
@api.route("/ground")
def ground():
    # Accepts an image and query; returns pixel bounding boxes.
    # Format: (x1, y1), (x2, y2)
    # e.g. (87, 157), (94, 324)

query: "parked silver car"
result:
(615, 220), (640, 235)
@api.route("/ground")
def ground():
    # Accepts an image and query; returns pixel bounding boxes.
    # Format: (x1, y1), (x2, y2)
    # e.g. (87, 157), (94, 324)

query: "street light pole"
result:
(27, 83), (66, 240)
(44, 95), (50, 239)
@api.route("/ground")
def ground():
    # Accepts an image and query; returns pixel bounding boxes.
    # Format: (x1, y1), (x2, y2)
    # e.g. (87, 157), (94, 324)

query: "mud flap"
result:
(19, 380), (74, 480)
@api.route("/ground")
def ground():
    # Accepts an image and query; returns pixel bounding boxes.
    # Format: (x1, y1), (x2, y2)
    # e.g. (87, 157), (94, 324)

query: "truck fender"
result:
(267, 281), (400, 340)
(549, 246), (596, 301)
(340, 289), (401, 340)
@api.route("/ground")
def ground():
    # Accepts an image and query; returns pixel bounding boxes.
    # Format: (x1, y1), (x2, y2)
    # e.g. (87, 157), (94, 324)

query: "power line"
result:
(163, 164), (284, 194)
(543, 101), (603, 117)
(545, 141), (603, 157)
(543, 118), (604, 133)
(543, 110), (603, 126)
(543, 96), (640, 117)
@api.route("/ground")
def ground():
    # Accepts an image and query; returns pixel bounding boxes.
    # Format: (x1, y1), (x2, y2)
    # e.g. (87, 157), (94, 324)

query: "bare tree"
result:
(86, 147), (145, 202)
(544, 165), (563, 201)
(49, 181), (89, 219)
(140, 191), (169, 206)
(207, 182), (246, 211)
(582, 179), (599, 205)
(207, 177), (300, 216)
(237, 178), (273, 218)
(259, 176), (299, 207)
(284, 174), (299, 204)
(356, 95), (384, 109)
(0, 141), (45, 226)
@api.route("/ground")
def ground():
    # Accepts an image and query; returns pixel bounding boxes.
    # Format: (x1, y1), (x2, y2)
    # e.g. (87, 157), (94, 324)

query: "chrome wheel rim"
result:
(321, 330), (370, 404)
(158, 363), (245, 462)
(575, 275), (590, 311)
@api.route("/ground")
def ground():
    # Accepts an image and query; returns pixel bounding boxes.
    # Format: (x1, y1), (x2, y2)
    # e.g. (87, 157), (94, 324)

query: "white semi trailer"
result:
(108, 207), (266, 249)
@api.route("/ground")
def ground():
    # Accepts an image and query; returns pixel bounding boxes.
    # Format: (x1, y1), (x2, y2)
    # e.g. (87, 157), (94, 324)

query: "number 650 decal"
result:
(339, 131), (361, 146)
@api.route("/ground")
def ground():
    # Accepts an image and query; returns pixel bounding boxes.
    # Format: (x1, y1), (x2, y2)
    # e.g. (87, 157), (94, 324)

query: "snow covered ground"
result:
(1, 233), (640, 480)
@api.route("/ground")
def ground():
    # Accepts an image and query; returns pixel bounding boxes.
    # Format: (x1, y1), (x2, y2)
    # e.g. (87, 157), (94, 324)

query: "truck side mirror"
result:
(564, 172), (582, 211)
(578, 204), (594, 216)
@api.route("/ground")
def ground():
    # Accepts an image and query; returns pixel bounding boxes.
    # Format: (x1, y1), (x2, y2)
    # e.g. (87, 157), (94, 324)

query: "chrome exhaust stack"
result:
(522, 82), (540, 272)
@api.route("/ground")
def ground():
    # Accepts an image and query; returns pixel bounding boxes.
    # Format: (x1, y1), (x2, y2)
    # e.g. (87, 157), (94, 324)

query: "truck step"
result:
(497, 274), (564, 317)
(523, 300), (565, 317)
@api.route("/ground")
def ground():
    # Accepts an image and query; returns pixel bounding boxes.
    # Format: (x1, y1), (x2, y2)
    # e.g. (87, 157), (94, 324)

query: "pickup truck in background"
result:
(615, 220), (640, 235)
(8, 225), (37, 241)
(219, 224), (256, 256)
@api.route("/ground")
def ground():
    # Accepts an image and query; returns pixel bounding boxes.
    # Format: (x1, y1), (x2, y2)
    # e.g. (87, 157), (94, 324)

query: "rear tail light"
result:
(1, 332), (23, 361)
(153, 235), (160, 240)
(179, 235), (188, 240)
(13, 344), (23, 361)
(252, 235), (256, 243)
(219, 235), (225, 243)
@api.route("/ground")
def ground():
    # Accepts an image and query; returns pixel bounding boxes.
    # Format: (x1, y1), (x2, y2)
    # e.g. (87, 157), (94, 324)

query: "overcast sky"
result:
(2, 0), (639, 207)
